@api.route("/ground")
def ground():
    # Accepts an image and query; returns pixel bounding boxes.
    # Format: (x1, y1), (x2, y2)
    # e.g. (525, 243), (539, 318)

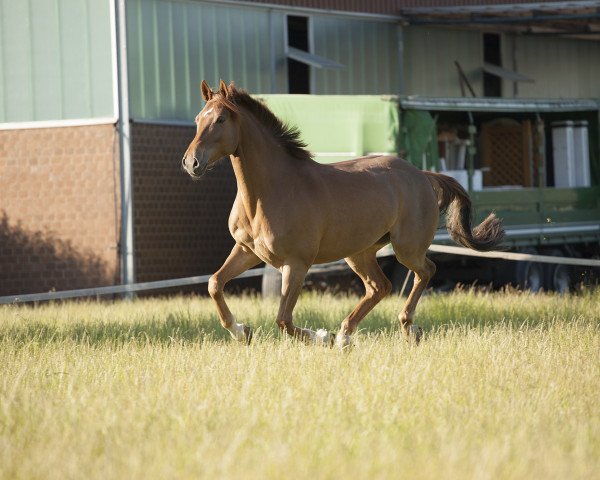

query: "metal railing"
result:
(1, 245), (599, 305)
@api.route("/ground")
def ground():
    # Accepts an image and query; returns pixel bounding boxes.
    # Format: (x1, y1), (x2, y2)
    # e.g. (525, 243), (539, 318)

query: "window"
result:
(287, 15), (310, 93)
(483, 33), (502, 97)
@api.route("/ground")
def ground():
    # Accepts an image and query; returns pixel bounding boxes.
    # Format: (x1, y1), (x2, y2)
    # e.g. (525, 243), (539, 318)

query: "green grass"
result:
(1, 289), (599, 479)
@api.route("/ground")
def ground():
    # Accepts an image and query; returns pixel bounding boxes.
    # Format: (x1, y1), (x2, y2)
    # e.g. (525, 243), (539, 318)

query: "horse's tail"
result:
(423, 171), (505, 252)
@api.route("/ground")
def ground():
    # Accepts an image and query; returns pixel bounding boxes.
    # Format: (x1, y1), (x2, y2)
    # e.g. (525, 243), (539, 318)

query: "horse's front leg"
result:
(276, 261), (332, 345)
(208, 244), (261, 343)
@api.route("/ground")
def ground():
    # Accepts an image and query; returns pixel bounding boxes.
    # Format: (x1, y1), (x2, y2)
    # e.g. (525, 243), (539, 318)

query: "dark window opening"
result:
(483, 33), (502, 97)
(287, 15), (310, 94)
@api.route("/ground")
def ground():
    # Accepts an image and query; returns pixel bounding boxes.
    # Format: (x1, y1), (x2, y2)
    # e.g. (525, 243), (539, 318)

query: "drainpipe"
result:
(111, 0), (135, 288)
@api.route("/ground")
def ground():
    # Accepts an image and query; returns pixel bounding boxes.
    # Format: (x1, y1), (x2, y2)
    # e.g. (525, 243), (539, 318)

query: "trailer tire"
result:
(544, 248), (571, 293)
(515, 247), (544, 292)
(261, 264), (282, 298)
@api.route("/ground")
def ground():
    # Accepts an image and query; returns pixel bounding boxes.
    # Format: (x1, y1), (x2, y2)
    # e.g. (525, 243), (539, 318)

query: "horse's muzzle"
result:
(182, 154), (208, 178)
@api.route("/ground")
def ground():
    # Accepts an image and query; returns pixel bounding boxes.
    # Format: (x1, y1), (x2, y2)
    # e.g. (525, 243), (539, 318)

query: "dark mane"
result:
(218, 87), (313, 162)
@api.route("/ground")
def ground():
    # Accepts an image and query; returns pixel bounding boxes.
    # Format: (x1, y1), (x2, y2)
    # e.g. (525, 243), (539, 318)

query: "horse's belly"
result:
(314, 220), (392, 263)
(313, 238), (385, 264)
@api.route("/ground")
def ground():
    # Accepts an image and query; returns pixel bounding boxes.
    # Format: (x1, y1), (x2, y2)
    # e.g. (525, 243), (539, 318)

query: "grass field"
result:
(1, 289), (599, 479)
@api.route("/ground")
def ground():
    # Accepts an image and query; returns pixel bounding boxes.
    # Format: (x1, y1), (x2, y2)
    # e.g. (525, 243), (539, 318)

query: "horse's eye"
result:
(216, 115), (226, 124)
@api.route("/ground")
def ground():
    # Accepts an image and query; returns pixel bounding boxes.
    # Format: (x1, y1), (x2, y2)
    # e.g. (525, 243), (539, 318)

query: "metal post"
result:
(113, 0), (135, 288)
(467, 112), (476, 192)
(535, 114), (546, 188)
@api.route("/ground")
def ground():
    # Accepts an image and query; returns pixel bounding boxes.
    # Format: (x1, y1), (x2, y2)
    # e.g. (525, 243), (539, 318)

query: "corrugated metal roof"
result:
(236, 1), (600, 40)
(236, 0), (573, 17)
(400, 1), (600, 39)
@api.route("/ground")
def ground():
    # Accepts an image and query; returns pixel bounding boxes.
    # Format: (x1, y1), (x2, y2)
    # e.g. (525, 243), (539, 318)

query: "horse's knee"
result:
(208, 274), (222, 299)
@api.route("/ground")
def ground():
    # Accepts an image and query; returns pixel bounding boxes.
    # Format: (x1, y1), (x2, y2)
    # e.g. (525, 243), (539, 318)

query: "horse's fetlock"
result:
(399, 311), (413, 327)
(276, 318), (294, 334)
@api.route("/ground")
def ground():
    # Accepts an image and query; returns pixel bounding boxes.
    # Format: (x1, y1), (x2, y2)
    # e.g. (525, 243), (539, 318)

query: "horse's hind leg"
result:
(337, 249), (392, 348)
(208, 244), (261, 343)
(392, 247), (436, 343)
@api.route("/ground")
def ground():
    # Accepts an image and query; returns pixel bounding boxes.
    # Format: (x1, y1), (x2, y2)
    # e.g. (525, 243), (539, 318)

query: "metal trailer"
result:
(258, 95), (600, 293)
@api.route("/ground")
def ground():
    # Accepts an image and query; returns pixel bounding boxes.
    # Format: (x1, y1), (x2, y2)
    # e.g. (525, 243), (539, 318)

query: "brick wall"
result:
(0, 124), (121, 296)
(130, 122), (237, 284)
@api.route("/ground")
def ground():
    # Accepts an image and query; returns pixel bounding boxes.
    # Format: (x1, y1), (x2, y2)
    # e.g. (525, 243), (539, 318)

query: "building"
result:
(1, 0), (599, 295)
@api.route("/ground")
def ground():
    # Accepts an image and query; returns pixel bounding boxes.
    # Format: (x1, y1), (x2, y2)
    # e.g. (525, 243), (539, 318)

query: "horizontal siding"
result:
(0, 0), (114, 123)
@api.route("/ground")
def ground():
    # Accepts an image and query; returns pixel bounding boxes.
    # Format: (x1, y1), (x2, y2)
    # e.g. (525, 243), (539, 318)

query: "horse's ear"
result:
(201, 80), (212, 101)
(219, 79), (230, 98)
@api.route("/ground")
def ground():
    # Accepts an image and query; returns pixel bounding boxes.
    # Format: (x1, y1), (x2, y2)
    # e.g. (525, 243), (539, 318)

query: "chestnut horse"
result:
(183, 80), (504, 348)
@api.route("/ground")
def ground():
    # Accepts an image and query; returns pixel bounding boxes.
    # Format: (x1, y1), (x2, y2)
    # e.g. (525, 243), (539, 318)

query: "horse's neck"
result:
(230, 120), (294, 218)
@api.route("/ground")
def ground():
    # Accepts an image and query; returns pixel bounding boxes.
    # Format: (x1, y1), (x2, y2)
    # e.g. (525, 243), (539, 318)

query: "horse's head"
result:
(182, 80), (239, 179)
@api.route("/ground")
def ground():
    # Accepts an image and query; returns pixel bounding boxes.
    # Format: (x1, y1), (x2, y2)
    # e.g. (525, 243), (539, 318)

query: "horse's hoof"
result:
(402, 325), (423, 344)
(335, 331), (352, 350)
(314, 329), (333, 347)
(410, 325), (423, 344)
(243, 325), (253, 345)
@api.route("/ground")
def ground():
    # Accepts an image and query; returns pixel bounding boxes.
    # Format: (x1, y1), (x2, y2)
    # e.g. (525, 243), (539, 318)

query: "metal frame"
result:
(199, 0), (403, 22)
(0, 117), (116, 131)
(402, 1), (600, 15)
(398, 97), (600, 113)
(3, 244), (599, 305)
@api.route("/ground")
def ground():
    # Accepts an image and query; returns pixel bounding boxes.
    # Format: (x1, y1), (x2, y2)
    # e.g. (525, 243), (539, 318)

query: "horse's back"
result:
(324, 155), (436, 206)
(328, 154), (416, 174)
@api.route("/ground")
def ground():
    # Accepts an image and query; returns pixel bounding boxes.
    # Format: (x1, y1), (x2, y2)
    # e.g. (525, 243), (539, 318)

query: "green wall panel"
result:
(126, 0), (402, 120)
(312, 16), (400, 94)
(403, 26), (483, 97)
(515, 35), (600, 99)
(0, 0), (114, 123)
(126, 0), (278, 121)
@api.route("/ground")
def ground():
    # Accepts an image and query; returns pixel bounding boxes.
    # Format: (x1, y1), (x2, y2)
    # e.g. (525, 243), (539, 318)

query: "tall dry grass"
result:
(1, 289), (598, 479)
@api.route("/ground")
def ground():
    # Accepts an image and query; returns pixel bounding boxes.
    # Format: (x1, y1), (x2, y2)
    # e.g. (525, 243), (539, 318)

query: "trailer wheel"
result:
(544, 248), (571, 293)
(515, 247), (544, 292)
(261, 264), (282, 298)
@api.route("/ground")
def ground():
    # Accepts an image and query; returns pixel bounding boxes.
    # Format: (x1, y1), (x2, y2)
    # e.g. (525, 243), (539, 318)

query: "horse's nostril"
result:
(192, 158), (200, 171)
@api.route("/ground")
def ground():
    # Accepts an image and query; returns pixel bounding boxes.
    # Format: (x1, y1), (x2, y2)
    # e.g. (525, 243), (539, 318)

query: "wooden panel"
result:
(482, 119), (533, 187)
